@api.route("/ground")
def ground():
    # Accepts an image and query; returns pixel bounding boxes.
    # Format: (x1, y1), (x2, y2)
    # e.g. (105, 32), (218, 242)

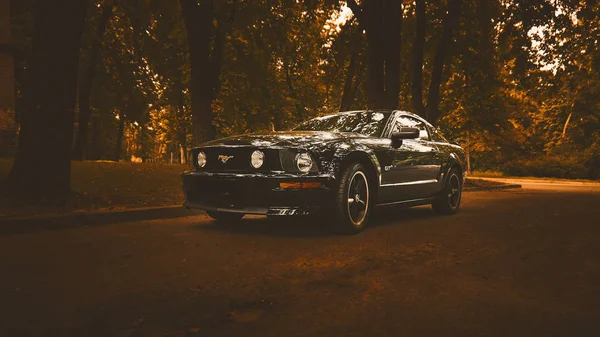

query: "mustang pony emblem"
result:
(218, 155), (234, 163)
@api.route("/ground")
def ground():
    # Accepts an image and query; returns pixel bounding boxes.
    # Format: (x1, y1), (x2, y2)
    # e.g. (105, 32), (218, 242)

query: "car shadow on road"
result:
(193, 215), (338, 238)
(193, 205), (439, 238)
(370, 205), (439, 228)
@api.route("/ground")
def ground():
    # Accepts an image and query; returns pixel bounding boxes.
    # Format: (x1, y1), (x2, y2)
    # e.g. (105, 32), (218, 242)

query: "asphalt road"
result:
(2, 179), (600, 337)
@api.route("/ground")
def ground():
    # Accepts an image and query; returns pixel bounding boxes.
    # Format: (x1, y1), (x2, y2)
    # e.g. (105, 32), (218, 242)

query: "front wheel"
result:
(432, 168), (462, 215)
(206, 211), (244, 222)
(333, 163), (373, 234)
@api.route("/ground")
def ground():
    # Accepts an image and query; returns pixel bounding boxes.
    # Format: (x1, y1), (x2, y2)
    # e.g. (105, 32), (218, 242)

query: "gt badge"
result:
(218, 155), (234, 163)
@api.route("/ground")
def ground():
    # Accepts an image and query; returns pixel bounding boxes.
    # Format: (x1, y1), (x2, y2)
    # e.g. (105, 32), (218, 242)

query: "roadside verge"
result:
(0, 205), (200, 236)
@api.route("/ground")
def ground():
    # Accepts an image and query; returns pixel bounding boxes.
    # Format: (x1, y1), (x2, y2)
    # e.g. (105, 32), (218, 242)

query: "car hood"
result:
(199, 131), (369, 148)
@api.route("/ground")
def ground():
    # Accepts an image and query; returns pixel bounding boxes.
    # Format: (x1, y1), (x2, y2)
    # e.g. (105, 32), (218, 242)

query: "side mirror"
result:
(391, 127), (420, 149)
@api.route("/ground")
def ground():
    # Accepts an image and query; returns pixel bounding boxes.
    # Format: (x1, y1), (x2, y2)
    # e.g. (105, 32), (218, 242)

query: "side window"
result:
(430, 127), (448, 143)
(391, 116), (430, 141)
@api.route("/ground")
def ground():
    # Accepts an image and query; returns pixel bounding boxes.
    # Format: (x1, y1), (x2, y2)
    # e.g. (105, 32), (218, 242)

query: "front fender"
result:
(316, 142), (383, 185)
(440, 150), (467, 186)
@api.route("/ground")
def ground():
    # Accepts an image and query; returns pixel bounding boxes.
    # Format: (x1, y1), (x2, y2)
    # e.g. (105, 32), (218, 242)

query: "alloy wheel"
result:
(347, 171), (369, 226)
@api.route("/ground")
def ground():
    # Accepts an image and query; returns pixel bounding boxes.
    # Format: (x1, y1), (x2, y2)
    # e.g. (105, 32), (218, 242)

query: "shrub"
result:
(503, 156), (588, 179)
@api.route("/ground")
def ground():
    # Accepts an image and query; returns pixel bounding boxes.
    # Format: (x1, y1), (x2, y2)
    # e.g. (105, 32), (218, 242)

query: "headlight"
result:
(250, 150), (264, 168)
(295, 152), (313, 173)
(197, 151), (207, 168)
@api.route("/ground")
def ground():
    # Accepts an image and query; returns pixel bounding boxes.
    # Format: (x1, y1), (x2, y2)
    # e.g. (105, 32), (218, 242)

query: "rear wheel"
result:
(333, 163), (373, 234)
(432, 168), (462, 215)
(206, 211), (244, 222)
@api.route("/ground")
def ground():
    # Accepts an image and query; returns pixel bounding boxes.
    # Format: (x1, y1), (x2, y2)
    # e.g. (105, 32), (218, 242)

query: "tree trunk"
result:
(284, 62), (307, 121)
(411, 0), (426, 117)
(561, 112), (573, 139)
(90, 115), (100, 160)
(426, 0), (462, 124)
(382, 0), (402, 109)
(180, 0), (215, 145)
(114, 111), (124, 161)
(180, 0), (236, 145)
(179, 144), (186, 164)
(4, 0), (86, 204)
(363, 0), (385, 109)
(0, 0), (15, 157)
(340, 51), (358, 111)
(73, 0), (114, 160)
(348, 0), (402, 110)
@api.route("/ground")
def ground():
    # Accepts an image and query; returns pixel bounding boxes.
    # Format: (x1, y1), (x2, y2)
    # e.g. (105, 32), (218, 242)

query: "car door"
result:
(382, 114), (441, 201)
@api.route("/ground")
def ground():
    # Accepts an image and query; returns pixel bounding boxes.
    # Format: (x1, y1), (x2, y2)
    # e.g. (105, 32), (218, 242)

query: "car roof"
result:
(333, 110), (434, 127)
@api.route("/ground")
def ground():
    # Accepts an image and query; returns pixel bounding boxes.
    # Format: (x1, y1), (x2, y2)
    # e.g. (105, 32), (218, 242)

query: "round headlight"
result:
(251, 150), (264, 168)
(197, 151), (207, 168)
(296, 152), (313, 173)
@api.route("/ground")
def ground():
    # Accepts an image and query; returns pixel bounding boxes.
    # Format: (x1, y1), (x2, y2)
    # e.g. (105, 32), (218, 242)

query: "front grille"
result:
(192, 147), (282, 172)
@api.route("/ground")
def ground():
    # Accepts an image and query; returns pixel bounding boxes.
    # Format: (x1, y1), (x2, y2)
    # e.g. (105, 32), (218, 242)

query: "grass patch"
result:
(463, 178), (509, 189)
(1, 159), (188, 217)
(470, 170), (504, 178)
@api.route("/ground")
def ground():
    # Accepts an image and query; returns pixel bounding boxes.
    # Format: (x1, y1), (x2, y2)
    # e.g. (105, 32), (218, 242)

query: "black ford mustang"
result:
(182, 110), (466, 233)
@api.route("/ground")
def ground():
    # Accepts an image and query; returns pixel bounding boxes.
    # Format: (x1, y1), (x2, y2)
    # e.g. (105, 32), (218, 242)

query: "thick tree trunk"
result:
(180, 0), (215, 146)
(180, 0), (236, 145)
(411, 0), (426, 117)
(426, 0), (462, 124)
(114, 111), (124, 161)
(363, 0), (385, 109)
(0, 0), (15, 157)
(5, 0), (86, 204)
(382, 0), (402, 109)
(73, 0), (114, 160)
(348, 0), (402, 110)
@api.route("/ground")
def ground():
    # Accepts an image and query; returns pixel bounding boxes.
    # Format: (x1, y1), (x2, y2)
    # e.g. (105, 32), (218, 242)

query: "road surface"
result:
(1, 179), (600, 337)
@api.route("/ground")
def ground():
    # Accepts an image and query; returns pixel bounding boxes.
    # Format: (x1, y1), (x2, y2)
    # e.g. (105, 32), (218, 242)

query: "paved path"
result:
(1, 183), (599, 336)
(470, 176), (600, 191)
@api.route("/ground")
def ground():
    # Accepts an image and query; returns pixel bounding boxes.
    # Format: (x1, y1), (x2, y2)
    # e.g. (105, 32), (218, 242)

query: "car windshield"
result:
(292, 111), (391, 137)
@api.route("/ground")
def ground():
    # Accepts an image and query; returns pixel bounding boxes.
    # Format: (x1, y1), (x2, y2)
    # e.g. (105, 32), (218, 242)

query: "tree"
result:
(4, 0), (87, 204)
(411, 0), (462, 124)
(72, 0), (115, 161)
(0, 0), (15, 156)
(179, 0), (237, 145)
(347, 0), (402, 110)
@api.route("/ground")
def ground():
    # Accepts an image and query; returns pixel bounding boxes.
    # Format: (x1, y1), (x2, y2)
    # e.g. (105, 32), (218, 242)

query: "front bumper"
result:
(182, 171), (335, 216)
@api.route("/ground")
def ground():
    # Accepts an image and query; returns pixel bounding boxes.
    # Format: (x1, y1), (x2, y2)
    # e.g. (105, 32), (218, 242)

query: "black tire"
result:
(206, 211), (244, 222)
(333, 163), (373, 234)
(432, 168), (462, 215)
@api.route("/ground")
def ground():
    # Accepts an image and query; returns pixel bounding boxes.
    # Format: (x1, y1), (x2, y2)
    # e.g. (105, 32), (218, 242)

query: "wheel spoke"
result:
(346, 170), (369, 226)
